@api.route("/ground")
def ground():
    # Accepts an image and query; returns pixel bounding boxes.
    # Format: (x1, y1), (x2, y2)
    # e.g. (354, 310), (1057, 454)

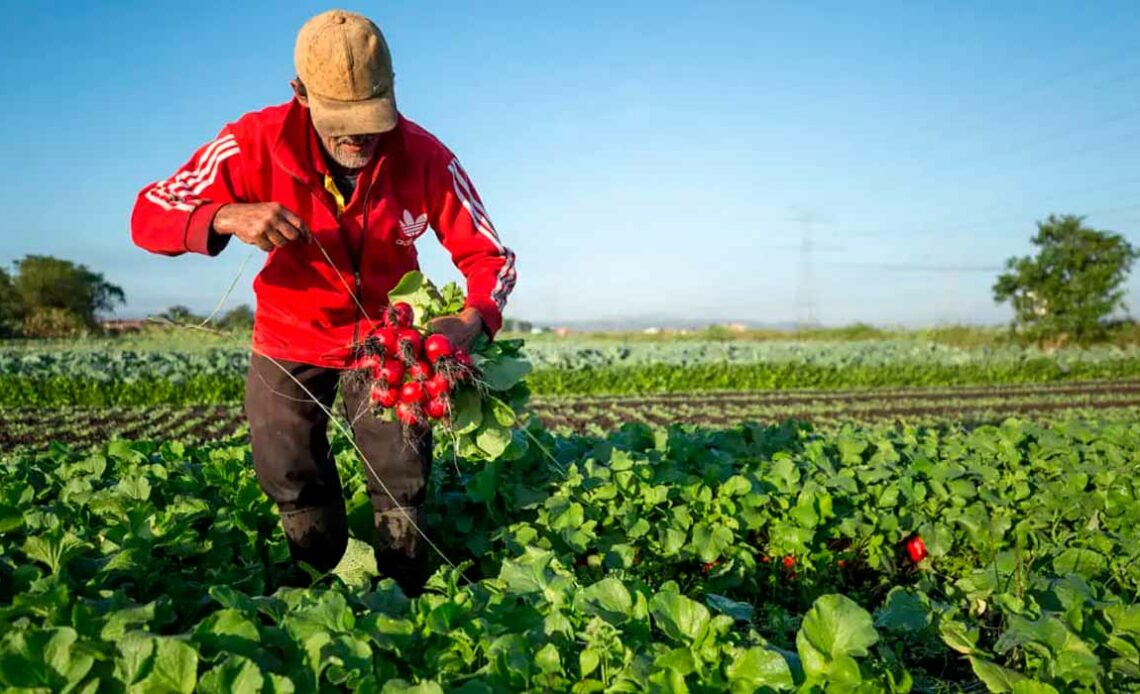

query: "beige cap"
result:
(294, 9), (397, 136)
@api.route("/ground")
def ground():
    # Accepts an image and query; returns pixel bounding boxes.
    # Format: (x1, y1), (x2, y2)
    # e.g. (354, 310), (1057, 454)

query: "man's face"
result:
(291, 78), (384, 169)
(316, 129), (382, 170)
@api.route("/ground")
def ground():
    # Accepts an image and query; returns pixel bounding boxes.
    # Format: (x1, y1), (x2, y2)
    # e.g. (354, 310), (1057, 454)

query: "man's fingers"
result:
(256, 238), (275, 252)
(271, 218), (302, 243)
(277, 207), (311, 240)
(263, 227), (290, 248)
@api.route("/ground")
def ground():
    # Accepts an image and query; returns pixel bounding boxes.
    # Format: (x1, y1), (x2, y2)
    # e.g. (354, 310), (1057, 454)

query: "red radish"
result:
(393, 303), (414, 329)
(426, 396), (449, 420)
(408, 361), (432, 381)
(424, 334), (454, 363)
(454, 349), (473, 369)
(904, 535), (928, 563)
(370, 327), (398, 356)
(397, 329), (423, 360)
(702, 560), (719, 573)
(783, 556), (795, 569)
(837, 559), (847, 568)
(379, 359), (405, 386)
(759, 555), (770, 564)
(370, 384), (399, 409)
(395, 402), (422, 426)
(425, 372), (451, 398)
(400, 381), (426, 404)
(350, 355), (380, 372)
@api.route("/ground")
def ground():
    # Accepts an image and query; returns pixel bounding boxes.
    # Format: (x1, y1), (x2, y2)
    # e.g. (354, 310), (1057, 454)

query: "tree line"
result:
(1, 213), (1135, 343)
(0, 256), (253, 338)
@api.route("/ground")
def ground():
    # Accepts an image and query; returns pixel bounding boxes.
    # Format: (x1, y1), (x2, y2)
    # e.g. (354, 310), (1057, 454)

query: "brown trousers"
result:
(244, 353), (432, 592)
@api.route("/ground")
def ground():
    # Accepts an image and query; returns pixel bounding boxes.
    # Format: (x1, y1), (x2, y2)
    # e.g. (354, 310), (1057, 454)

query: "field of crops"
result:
(2, 337), (1139, 691)
(4, 340), (1140, 407)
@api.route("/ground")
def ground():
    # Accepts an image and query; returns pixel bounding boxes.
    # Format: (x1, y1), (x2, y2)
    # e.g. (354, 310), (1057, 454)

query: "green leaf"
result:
(101, 602), (159, 641)
(480, 355), (532, 391)
(451, 387), (483, 435)
(796, 594), (878, 684)
(650, 590), (710, 644)
(197, 656), (264, 694)
(476, 420), (512, 459)
(968, 656), (1026, 692)
(22, 531), (90, 574)
(192, 609), (261, 660)
(1052, 548), (1107, 578)
(706, 594), (754, 623)
(332, 537), (379, 589)
(574, 578), (633, 625)
(381, 679), (445, 694)
(691, 522), (733, 563)
(1011, 683), (1059, 694)
(0, 627), (94, 690)
(875, 587), (931, 632)
(136, 637), (199, 694)
(534, 643), (563, 675)
(725, 647), (795, 691)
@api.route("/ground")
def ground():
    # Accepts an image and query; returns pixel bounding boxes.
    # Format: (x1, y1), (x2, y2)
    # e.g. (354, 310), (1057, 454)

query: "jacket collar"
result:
(271, 98), (405, 190)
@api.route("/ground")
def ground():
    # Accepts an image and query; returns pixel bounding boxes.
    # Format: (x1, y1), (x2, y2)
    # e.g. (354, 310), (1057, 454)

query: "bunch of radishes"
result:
(351, 302), (475, 427)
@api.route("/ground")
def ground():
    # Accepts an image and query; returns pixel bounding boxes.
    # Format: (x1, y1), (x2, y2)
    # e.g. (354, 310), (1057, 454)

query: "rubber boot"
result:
(373, 506), (429, 596)
(280, 503), (349, 576)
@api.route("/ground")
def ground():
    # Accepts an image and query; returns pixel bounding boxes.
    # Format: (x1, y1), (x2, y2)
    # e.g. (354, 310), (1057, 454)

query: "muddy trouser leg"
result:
(340, 373), (433, 595)
(245, 353), (348, 575)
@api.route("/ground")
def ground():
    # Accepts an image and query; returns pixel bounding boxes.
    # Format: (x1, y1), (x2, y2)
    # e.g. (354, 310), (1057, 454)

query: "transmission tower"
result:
(790, 211), (821, 328)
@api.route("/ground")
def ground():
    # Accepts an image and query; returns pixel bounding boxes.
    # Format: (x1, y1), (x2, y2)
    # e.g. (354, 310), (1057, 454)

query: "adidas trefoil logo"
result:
(398, 210), (428, 245)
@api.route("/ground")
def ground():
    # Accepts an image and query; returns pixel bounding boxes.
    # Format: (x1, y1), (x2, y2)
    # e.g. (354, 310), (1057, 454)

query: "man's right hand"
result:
(212, 203), (310, 252)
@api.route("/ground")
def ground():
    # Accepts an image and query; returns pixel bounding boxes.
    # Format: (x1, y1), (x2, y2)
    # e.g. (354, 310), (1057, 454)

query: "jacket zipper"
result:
(280, 161), (374, 364)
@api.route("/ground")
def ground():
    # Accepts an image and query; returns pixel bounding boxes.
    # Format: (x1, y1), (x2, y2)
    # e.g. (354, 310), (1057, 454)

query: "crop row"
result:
(5, 380), (1140, 454)
(1, 416), (1138, 691)
(4, 358), (1140, 408)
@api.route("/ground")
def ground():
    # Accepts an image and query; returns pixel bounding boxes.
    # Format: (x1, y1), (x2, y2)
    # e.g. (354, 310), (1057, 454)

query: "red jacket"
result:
(131, 98), (515, 367)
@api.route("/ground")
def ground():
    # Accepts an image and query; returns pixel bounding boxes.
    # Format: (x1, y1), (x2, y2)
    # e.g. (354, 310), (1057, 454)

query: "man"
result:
(130, 9), (516, 594)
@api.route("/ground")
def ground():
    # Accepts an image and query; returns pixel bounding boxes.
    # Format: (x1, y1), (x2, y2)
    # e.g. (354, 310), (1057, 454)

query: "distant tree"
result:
(0, 268), (24, 336)
(993, 214), (1138, 345)
(159, 305), (204, 324)
(218, 304), (255, 330)
(13, 255), (125, 330)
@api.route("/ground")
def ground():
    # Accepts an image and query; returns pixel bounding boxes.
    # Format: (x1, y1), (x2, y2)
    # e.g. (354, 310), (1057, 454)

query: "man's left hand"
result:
(427, 308), (485, 353)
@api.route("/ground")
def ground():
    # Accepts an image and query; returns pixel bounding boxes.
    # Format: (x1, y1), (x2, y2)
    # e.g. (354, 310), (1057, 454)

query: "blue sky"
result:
(1, 1), (1138, 327)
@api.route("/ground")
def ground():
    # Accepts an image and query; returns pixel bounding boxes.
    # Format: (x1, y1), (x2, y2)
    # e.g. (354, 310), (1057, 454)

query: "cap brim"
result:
(308, 93), (398, 137)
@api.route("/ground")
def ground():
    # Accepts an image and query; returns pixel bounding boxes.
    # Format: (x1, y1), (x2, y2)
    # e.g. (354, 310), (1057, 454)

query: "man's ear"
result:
(290, 78), (309, 107)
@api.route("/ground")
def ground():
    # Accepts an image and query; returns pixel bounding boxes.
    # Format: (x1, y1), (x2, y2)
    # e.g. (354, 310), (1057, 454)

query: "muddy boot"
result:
(373, 506), (429, 597)
(280, 503), (349, 576)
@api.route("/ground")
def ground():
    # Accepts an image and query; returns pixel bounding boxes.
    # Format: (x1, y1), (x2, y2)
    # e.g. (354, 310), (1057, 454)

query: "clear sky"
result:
(1, 1), (1138, 327)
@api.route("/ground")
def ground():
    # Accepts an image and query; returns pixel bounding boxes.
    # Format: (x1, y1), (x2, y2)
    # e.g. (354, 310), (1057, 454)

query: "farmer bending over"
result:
(130, 9), (516, 595)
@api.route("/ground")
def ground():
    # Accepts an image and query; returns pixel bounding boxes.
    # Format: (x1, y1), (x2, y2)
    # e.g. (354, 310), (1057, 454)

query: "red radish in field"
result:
(426, 396), (450, 420)
(759, 555), (770, 564)
(904, 535), (928, 563)
(408, 361), (432, 382)
(424, 334), (454, 363)
(702, 560), (719, 574)
(425, 372), (451, 398)
(400, 381), (426, 404)
(783, 556), (795, 569)
(370, 384), (399, 409)
(379, 359), (405, 386)
(395, 402), (423, 426)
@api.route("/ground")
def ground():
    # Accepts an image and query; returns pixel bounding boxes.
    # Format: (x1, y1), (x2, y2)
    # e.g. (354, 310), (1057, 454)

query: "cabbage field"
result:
(1, 338), (1139, 692)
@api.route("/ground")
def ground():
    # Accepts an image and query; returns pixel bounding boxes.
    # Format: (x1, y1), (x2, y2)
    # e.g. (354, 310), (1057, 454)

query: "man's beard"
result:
(325, 136), (381, 169)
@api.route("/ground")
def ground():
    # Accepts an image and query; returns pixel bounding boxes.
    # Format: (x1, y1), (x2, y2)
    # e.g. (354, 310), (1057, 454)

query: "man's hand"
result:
(427, 308), (485, 353)
(213, 203), (310, 252)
